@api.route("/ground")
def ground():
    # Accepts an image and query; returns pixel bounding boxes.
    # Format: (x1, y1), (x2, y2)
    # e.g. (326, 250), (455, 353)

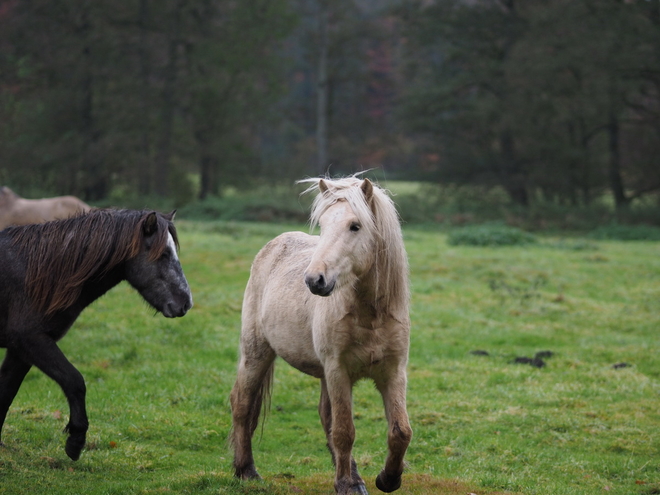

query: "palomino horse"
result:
(0, 209), (193, 460)
(0, 186), (90, 230)
(230, 177), (412, 494)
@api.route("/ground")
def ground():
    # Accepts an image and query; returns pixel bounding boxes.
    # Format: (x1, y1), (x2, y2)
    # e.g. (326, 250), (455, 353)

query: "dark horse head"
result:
(9, 208), (193, 318)
(124, 211), (193, 317)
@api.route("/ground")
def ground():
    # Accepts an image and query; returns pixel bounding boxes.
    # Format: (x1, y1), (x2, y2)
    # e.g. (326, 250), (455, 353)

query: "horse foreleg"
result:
(374, 369), (412, 493)
(16, 334), (88, 461)
(324, 367), (363, 495)
(230, 350), (275, 480)
(0, 349), (32, 446)
(319, 379), (367, 494)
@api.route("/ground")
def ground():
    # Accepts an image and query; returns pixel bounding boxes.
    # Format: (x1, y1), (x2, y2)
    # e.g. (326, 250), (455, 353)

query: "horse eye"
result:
(350, 223), (361, 232)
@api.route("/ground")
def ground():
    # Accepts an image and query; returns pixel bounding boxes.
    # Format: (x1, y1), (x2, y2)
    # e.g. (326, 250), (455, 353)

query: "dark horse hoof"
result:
(235, 465), (262, 480)
(375, 470), (401, 493)
(63, 425), (86, 461)
(65, 435), (85, 461)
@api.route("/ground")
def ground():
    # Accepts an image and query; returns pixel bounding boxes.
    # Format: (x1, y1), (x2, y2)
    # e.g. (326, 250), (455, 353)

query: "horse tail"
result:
(253, 359), (275, 435)
(229, 357), (276, 450)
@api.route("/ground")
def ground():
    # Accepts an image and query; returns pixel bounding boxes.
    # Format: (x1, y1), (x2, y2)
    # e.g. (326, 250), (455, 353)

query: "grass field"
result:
(0, 220), (658, 495)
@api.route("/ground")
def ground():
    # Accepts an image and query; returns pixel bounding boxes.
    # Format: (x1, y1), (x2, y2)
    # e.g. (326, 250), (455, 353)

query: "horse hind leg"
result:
(0, 349), (32, 446)
(319, 379), (368, 494)
(230, 346), (276, 480)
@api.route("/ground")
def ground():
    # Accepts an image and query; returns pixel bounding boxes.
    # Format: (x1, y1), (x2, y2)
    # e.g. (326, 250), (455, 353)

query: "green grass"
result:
(1, 221), (659, 494)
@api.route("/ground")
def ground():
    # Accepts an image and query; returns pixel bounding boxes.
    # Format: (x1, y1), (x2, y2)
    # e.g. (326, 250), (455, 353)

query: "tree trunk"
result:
(155, 1), (183, 198)
(499, 130), (529, 206)
(137, 0), (153, 196)
(316, 1), (329, 176)
(79, 7), (105, 201)
(607, 110), (629, 210)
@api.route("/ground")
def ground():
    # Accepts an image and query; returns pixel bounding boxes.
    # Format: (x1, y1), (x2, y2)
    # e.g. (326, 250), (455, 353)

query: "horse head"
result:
(0, 186), (18, 208)
(125, 211), (193, 317)
(304, 178), (377, 297)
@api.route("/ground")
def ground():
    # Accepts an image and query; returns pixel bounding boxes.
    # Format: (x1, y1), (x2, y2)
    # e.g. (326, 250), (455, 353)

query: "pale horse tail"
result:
(229, 358), (275, 448)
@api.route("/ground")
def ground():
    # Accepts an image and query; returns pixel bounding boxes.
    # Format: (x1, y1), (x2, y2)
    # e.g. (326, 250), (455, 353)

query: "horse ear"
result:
(164, 210), (176, 221)
(361, 178), (374, 202)
(319, 179), (329, 194)
(143, 211), (159, 236)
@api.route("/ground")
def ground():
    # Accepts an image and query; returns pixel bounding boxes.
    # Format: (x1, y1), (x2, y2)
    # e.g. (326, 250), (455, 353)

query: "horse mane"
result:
(7, 208), (178, 315)
(300, 176), (410, 316)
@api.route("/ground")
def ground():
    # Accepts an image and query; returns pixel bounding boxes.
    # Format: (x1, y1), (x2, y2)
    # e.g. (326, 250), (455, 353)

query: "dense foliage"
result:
(1, 0), (659, 214)
(398, 0), (660, 209)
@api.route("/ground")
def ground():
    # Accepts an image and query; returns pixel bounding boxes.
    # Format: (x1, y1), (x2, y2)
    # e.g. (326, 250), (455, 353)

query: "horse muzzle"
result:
(304, 272), (336, 297)
(162, 295), (193, 318)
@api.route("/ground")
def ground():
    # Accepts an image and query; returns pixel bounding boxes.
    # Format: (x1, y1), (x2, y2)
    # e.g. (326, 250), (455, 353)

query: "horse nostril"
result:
(317, 274), (325, 287)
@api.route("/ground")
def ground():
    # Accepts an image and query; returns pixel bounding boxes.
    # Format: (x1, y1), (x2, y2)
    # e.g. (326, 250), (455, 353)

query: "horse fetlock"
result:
(375, 470), (402, 493)
(352, 481), (369, 495)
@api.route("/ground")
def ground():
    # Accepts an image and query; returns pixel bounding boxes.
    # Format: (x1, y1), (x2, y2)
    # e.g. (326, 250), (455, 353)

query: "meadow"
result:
(0, 219), (658, 495)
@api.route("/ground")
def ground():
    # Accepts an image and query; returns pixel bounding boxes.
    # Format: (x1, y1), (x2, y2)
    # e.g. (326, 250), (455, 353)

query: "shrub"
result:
(447, 223), (537, 246)
(588, 223), (660, 241)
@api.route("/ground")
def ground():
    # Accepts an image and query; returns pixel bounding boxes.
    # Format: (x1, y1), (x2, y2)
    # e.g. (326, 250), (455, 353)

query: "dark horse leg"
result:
(319, 379), (368, 495)
(14, 333), (88, 460)
(374, 368), (412, 493)
(0, 349), (32, 446)
(230, 346), (276, 480)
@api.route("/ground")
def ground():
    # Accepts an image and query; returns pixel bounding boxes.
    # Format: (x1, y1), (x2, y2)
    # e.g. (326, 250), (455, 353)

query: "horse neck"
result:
(69, 263), (127, 313)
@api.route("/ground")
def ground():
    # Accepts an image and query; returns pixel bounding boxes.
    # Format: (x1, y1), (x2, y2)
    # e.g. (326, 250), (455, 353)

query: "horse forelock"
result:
(302, 177), (410, 314)
(9, 209), (172, 315)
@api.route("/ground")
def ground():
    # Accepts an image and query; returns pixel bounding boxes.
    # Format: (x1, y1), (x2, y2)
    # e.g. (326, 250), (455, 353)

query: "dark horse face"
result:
(125, 211), (193, 318)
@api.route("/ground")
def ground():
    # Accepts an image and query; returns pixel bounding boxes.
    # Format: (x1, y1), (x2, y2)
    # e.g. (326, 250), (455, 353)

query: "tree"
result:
(397, 0), (660, 208)
(0, 0), (296, 202)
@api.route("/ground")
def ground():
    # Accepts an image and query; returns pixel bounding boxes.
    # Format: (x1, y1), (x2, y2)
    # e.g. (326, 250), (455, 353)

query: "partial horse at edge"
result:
(0, 186), (90, 230)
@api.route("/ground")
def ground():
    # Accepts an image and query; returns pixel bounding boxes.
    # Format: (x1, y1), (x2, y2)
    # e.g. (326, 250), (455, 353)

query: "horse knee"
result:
(389, 420), (412, 449)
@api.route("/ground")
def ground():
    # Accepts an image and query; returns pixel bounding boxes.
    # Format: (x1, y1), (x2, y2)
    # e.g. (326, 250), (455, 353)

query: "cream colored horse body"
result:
(231, 178), (412, 495)
(0, 187), (90, 230)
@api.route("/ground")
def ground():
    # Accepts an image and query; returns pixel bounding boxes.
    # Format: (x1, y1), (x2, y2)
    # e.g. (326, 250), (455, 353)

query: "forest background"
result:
(1, 0), (660, 227)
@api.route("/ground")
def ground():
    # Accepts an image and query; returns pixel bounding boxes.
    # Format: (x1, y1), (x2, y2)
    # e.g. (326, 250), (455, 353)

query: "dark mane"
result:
(7, 208), (178, 315)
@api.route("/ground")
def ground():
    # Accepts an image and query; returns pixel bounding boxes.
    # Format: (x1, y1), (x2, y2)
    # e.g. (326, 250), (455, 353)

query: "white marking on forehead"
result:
(167, 232), (179, 261)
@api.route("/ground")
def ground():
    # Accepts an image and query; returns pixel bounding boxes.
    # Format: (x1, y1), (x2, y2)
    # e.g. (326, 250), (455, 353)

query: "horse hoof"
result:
(352, 482), (369, 495)
(235, 465), (261, 480)
(375, 471), (401, 493)
(65, 436), (85, 461)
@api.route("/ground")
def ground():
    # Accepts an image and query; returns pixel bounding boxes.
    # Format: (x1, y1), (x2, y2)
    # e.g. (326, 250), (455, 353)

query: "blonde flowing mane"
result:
(300, 176), (410, 316)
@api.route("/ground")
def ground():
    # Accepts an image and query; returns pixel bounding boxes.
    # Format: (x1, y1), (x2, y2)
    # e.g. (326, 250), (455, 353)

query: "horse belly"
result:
(260, 292), (324, 377)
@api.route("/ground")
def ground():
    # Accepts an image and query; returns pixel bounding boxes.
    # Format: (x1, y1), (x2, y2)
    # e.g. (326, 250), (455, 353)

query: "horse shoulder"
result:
(252, 231), (316, 273)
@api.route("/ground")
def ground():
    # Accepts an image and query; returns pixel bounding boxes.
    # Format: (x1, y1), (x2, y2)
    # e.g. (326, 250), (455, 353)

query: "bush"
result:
(588, 223), (660, 241)
(177, 186), (311, 223)
(447, 224), (537, 246)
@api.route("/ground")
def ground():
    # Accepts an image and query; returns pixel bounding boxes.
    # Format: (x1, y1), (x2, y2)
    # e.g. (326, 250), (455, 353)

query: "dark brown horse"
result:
(0, 208), (193, 460)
